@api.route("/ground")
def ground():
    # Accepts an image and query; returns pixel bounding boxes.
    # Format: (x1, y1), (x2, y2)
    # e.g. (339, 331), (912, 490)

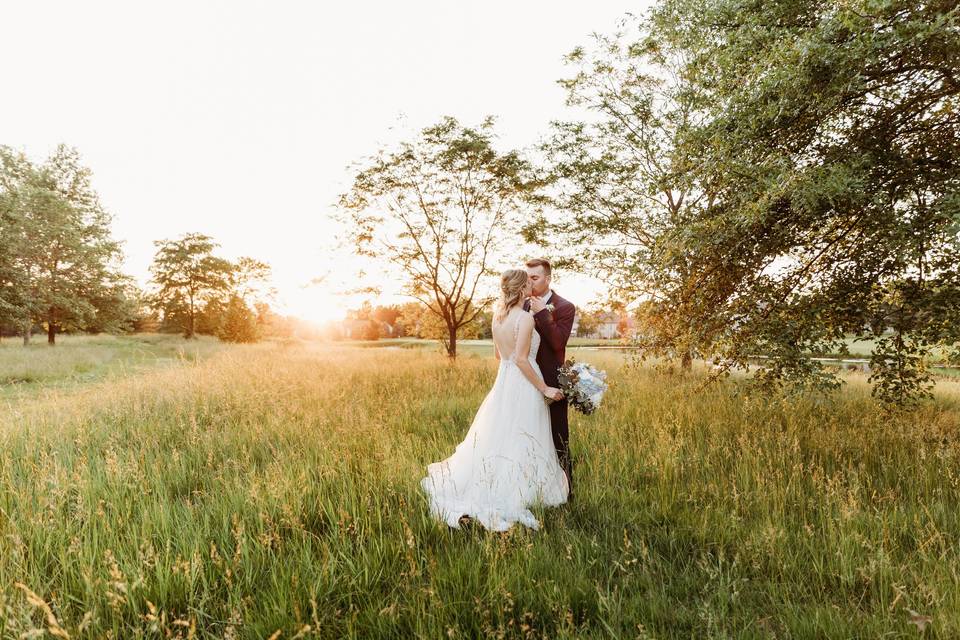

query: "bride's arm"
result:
(514, 314), (563, 400)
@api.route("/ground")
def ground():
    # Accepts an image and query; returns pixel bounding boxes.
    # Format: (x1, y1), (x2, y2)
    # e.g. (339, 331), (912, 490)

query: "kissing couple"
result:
(420, 258), (577, 531)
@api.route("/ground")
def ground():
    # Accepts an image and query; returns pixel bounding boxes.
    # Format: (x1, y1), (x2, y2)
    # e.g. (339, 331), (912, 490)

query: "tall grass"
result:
(0, 338), (958, 638)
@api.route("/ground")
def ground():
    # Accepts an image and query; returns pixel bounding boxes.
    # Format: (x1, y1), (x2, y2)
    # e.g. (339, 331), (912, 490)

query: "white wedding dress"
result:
(420, 310), (569, 531)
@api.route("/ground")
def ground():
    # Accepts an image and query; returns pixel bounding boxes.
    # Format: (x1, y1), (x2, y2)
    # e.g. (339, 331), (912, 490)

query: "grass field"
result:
(343, 336), (625, 358)
(0, 334), (225, 399)
(1, 334), (960, 638)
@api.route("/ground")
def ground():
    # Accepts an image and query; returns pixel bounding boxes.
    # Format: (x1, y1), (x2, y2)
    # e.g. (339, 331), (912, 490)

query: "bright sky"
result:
(0, 1), (644, 324)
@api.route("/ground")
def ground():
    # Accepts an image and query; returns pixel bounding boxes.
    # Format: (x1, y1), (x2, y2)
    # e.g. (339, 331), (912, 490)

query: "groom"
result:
(523, 258), (577, 502)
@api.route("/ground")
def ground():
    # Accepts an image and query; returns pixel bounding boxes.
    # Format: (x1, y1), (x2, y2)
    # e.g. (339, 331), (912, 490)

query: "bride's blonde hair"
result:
(494, 269), (528, 324)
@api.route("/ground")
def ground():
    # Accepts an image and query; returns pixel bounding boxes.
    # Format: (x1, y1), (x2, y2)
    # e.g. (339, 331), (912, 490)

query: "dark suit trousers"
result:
(549, 397), (572, 494)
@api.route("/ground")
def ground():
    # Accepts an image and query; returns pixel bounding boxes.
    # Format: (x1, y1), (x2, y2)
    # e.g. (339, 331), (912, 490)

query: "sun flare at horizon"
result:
(284, 286), (350, 325)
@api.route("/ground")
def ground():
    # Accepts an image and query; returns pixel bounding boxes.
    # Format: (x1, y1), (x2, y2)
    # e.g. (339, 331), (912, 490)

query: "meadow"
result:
(1, 334), (960, 638)
(0, 334), (225, 399)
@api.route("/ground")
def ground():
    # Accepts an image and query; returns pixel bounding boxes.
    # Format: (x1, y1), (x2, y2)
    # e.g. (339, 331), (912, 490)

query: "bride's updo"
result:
(494, 269), (528, 324)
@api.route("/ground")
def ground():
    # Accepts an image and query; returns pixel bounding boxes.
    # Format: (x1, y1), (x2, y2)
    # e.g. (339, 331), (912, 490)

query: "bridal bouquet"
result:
(557, 359), (608, 415)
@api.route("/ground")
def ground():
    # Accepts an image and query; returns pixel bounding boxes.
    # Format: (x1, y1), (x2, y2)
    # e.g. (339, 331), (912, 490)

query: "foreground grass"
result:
(1, 339), (959, 638)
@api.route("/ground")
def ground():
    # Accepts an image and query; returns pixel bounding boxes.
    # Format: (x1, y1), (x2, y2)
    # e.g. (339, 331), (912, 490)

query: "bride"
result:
(420, 269), (570, 531)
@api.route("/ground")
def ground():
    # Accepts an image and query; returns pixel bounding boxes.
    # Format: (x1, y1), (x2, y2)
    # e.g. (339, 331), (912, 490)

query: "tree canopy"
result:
(149, 233), (233, 339)
(536, 17), (715, 369)
(339, 116), (545, 357)
(661, 0), (960, 404)
(539, 0), (960, 405)
(0, 145), (130, 344)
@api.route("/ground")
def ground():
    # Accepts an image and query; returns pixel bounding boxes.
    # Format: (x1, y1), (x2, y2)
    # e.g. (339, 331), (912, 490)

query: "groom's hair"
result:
(525, 258), (552, 276)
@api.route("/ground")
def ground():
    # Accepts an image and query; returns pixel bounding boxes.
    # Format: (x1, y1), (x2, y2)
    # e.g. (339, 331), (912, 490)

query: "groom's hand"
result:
(528, 295), (548, 314)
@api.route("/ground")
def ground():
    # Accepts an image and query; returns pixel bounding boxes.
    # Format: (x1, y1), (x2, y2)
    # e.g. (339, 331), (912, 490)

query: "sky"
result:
(0, 1), (646, 323)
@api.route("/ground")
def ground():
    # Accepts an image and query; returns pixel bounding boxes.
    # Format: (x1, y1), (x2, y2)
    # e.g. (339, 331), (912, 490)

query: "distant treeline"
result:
(0, 147), (300, 345)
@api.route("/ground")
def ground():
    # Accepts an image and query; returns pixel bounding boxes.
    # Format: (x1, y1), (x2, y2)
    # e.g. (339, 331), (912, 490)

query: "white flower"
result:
(546, 303), (556, 313)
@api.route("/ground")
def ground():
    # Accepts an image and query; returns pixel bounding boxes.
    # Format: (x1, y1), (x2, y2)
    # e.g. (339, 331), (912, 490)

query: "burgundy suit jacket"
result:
(524, 290), (576, 388)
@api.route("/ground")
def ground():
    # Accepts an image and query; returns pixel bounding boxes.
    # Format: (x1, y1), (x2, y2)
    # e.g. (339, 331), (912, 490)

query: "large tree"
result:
(149, 233), (233, 339)
(338, 116), (545, 358)
(649, 0), (960, 405)
(535, 16), (716, 369)
(0, 145), (129, 345)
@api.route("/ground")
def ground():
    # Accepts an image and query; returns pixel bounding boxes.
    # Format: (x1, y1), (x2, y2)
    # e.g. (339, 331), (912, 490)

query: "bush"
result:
(217, 296), (260, 343)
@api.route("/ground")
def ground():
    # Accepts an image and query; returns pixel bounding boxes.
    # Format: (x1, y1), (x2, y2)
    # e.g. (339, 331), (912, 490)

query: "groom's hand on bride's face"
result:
(528, 296), (547, 314)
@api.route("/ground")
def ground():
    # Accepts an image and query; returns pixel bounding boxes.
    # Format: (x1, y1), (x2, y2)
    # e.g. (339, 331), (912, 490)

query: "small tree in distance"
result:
(149, 233), (233, 339)
(218, 295), (260, 343)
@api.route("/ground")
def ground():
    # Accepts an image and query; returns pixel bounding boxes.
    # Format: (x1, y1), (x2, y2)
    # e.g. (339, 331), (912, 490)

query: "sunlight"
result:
(286, 286), (347, 325)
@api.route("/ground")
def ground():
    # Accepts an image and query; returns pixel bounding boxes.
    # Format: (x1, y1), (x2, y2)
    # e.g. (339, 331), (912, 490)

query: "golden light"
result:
(287, 285), (348, 325)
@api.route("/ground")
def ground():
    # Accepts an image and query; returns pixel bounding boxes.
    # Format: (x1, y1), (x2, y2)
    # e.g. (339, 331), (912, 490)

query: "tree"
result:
(534, 15), (715, 370)
(396, 301), (429, 338)
(346, 301), (373, 321)
(359, 320), (381, 341)
(84, 280), (138, 334)
(0, 149), (35, 342)
(196, 297), (226, 336)
(0, 145), (130, 345)
(648, 0), (960, 405)
(575, 309), (600, 338)
(192, 256), (274, 339)
(230, 256), (275, 306)
(127, 285), (160, 333)
(218, 294), (260, 343)
(253, 302), (286, 338)
(338, 116), (545, 358)
(149, 233), (233, 339)
(466, 308), (494, 340)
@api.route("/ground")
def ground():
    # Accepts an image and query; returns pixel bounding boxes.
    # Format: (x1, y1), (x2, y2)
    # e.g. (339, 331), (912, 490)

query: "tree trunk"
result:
(22, 321), (30, 346)
(47, 308), (57, 345)
(186, 295), (195, 339)
(681, 350), (692, 371)
(447, 325), (457, 359)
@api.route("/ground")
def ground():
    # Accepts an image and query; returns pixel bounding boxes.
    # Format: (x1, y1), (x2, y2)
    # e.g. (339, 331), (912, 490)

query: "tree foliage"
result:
(339, 116), (545, 357)
(542, 1), (960, 406)
(149, 233), (275, 342)
(149, 233), (233, 339)
(653, 0), (960, 405)
(537, 18), (715, 368)
(0, 145), (130, 344)
(218, 294), (260, 343)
